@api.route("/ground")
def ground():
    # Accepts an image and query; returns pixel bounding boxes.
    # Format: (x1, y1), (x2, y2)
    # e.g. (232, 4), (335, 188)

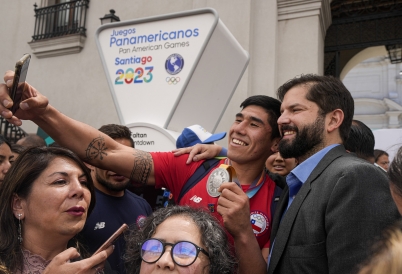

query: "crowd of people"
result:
(0, 70), (401, 274)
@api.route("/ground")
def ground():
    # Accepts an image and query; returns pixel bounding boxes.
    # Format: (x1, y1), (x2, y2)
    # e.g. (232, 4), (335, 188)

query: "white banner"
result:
(97, 11), (215, 127)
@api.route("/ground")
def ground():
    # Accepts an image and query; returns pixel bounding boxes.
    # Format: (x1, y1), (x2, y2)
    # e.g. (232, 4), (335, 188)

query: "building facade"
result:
(0, 0), (401, 152)
(0, 0), (330, 135)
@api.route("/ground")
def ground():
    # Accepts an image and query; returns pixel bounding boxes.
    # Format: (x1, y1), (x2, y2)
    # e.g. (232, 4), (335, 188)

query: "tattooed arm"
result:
(42, 106), (156, 185)
(40, 106), (156, 185)
(0, 71), (156, 185)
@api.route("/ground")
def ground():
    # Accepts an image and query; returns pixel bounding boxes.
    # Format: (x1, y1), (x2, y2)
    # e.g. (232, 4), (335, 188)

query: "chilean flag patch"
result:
(250, 211), (269, 236)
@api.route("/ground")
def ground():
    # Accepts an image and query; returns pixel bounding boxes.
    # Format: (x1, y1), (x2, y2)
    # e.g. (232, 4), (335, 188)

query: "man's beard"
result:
(279, 115), (325, 159)
(96, 172), (130, 192)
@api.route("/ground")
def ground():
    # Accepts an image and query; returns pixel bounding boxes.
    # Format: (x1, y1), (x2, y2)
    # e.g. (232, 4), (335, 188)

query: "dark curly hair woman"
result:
(124, 206), (238, 274)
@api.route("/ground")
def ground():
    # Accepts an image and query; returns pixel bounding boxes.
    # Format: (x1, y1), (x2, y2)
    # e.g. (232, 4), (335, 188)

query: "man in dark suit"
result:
(267, 75), (399, 274)
(163, 76), (400, 274)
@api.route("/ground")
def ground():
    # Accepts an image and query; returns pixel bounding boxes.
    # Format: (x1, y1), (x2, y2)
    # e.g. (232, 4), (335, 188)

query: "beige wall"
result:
(0, 0), (330, 137)
(277, 15), (324, 85)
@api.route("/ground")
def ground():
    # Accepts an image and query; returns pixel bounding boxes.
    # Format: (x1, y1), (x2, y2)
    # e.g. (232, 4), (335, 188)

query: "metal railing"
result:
(0, 117), (27, 144)
(32, 0), (89, 41)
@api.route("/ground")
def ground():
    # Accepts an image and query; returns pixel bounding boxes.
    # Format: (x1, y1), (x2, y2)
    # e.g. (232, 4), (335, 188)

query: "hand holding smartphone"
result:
(9, 54), (31, 113)
(92, 223), (129, 256)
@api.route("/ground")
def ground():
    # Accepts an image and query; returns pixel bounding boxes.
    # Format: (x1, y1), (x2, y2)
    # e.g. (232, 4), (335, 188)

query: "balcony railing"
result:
(0, 117), (27, 144)
(32, 0), (89, 41)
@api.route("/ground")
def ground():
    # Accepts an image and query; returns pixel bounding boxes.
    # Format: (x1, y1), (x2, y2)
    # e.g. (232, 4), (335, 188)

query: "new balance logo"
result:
(190, 195), (202, 203)
(94, 222), (105, 230)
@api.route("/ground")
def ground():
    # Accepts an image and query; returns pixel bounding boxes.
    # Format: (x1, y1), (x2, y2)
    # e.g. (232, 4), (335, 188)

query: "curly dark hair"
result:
(124, 206), (238, 274)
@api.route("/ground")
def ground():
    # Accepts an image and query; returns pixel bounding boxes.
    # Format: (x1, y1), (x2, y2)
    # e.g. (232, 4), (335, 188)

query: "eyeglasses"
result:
(140, 238), (209, 266)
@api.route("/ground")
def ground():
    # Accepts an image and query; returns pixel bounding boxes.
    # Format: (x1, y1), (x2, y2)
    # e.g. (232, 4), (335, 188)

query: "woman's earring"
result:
(17, 213), (23, 244)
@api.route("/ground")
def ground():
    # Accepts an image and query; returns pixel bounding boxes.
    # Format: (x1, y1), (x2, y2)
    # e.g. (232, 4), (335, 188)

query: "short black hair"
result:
(344, 120), (375, 162)
(277, 74), (354, 142)
(16, 134), (46, 148)
(98, 124), (134, 148)
(240, 95), (281, 140)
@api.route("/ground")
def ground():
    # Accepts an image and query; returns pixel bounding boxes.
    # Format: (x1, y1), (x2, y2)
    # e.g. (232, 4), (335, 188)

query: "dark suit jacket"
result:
(268, 145), (400, 274)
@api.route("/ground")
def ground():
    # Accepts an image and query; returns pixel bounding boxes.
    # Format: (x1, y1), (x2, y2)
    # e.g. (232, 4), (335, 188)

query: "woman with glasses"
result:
(124, 206), (237, 274)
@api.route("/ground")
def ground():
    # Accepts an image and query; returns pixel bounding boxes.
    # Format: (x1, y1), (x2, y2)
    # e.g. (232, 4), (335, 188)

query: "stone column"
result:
(276, 0), (331, 87)
(247, 0), (278, 97)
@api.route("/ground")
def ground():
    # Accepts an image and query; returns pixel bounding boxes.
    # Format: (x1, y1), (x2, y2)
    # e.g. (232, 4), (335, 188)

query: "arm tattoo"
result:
(85, 136), (108, 161)
(130, 150), (152, 185)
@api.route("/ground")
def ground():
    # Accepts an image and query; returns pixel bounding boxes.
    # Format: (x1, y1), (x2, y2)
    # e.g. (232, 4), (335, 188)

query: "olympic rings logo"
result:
(166, 77), (180, 85)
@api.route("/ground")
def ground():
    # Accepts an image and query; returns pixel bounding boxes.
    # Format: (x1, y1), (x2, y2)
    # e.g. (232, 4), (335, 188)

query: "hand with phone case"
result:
(93, 223), (129, 256)
(42, 246), (114, 274)
(9, 53), (31, 113)
(1, 67), (49, 127)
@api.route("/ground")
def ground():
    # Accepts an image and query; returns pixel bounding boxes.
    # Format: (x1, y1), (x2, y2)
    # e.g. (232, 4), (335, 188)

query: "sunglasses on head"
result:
(140, 238), (209, 267)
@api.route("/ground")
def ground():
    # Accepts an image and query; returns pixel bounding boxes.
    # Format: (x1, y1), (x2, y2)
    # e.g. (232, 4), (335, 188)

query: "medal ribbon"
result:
(224, 158), (267, 199)
(218, 164), (238, 183)
(243, 171), (266, 198)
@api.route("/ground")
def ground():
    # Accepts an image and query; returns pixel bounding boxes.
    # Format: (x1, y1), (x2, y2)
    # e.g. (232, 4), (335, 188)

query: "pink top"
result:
(15, 249), (51, 274)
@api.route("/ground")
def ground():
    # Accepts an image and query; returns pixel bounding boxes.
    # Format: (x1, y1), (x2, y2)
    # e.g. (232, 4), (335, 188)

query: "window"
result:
(28, 0), (89, 58)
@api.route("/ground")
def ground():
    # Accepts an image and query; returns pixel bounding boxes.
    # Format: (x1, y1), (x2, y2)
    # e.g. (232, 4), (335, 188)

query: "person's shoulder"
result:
(125, 189), (152, 205)
(93, 188), (110, 200)
(125, 189), (147, 200)
(336, 154), (383, 172)
(328, 154), (389, 188)
(150, 151), (205, 168)
(374, 163), (387, 173)
(326, 149), (372, 169)
(149, 151), (174, 157)
(267, 171), (286, 189)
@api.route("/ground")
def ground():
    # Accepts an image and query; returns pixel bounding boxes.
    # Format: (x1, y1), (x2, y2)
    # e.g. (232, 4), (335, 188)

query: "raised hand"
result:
(217, 182), (251, 236)
(1, 70), (49, 126)
(43, 246), (114, 274)
(172, 143), (223, 164)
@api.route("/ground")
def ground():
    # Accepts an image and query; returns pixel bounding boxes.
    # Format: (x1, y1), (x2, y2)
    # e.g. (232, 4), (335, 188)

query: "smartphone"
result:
(92, 223), (129, 256)
(9, 54), (31, 113)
